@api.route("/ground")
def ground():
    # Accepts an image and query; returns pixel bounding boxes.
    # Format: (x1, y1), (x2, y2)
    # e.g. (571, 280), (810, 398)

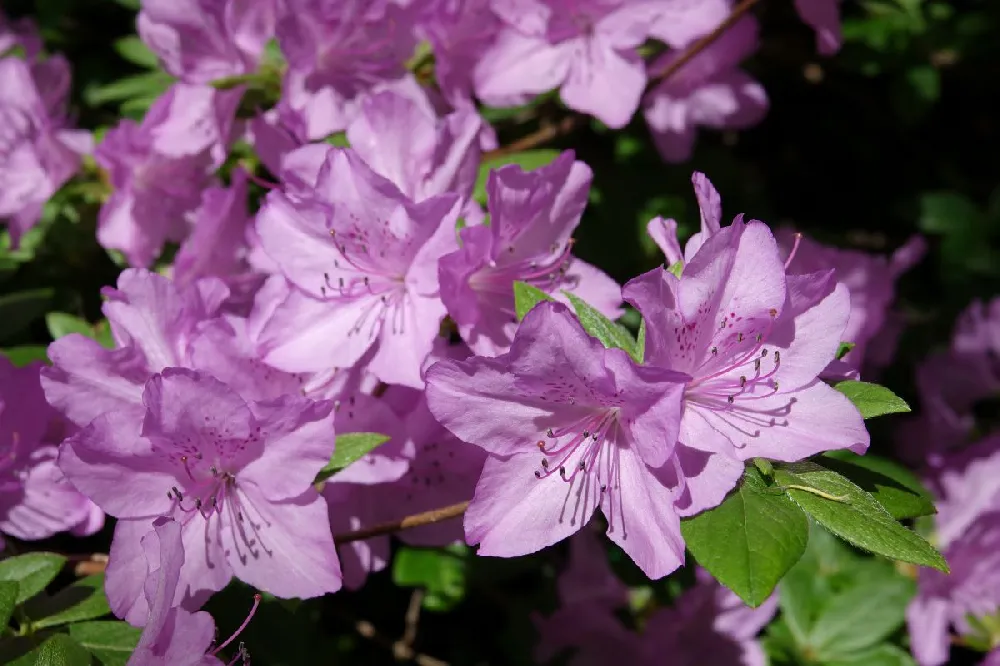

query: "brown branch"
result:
(483, 115), (581, 160)
(400, 589), (424, 649)
(647, 0), (762, 87)
(482, 0), (762, 157)
(334, 501), (470, 545)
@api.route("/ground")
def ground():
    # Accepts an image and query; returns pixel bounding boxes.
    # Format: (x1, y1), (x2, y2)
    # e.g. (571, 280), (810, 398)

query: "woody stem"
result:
(333, 500), (471, 545)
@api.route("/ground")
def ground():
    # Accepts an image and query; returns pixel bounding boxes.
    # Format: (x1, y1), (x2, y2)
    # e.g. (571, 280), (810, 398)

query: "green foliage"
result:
(681, 466), (809, 607)
(316, 432), (392, 482)
(67, 621), (141, 666)
(768, 524), (918, 666)
(0, 554), (66, 605)
(774, 463), (947, 572)
(0, 554), (125, 665)
(512, 280), (554, 320)
(834, 381), (911, 419)
(562, 292), (642, 362)
(821, 451), (935, 520)
(393, 545), (469, 612)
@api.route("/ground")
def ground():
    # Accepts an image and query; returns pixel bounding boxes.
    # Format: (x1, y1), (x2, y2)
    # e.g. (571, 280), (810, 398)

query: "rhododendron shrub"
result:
(0, 0), (994, 663)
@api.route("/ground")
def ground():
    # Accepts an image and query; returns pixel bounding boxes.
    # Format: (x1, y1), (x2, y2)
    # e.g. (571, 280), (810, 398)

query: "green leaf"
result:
(636, 318), (646, 363)
(45, 312), (95, 341)
(667, 260), (684, 278)
(681, 466), (809, 607)
(774, 464), (948, 572)
(807, 565), (915, 658)
(0, 346), (49, 367)
(393, 544), (469, 612)
(0, 553), (66, 604)
(84, 71), (174, 107)
(834, 381), (911, 419)
(113, 36), (160, 68)
(11, 633), (91, 666)
(563, 292), (640, 362)
(0, 288), (55, 343)
(821, 451), (936, 520)
(473, 150), (561, 205)
(825, 644), (917, 666)
(0, 580), (18, 629)
(512, 281), (554, 321)
(315, 432), (391, 482)
(30, 575), (112, 629)
(68, 621), (141, 666)
(835, 341), (855, 360)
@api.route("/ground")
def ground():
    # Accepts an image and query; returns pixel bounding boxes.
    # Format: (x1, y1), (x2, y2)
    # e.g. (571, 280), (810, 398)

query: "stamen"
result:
(210, 594), (261, 656)
(784, 233), (803, 269)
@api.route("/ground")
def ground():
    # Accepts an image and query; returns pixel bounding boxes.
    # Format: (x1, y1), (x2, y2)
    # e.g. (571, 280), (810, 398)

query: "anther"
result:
(761, 349), (769, 357)
(738, 333), (744, 342)
(582, 430), (590, 438)
(711, 346), (718, 355)
(769, 308), (777, 317)
(740, 376), (747, 387)
(774, 351), (781, 363)
(546, 428), (555, 438)
(727, 395), (735, 404)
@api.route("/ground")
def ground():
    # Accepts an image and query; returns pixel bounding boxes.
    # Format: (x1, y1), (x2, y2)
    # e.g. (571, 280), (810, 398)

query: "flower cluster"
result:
(0, 1), (969, 664)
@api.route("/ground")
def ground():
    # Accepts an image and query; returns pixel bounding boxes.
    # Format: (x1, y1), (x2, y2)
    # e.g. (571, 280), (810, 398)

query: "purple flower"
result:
(346, 90), (483, 203)
(254, 146), (460, 388)
(439, 151), (621, 356)
(378, 386), (487, 546)
(626, 219), (869, 478)
(42, 269), (228, 429)
(276, 0), (419, 139)
(896, 298), (1000, 464)
(907, 438), (1000, 666)
(0, 55), (90, 243)
(126, 517), (222, 665)
(639, 569), (777, 666)
(475, 0), (667, 128)
(138, 0), (277, 83)
(426, 302), (691, 578)
(536, 529), (776, 666)
(0, 10), (42, 57)
(59, 368), (341, 624)
(794, 0), (843, 56)
(418, 0), (502, 106)
(0, 358), (102, 545)
(172, 169), (264, 314)
(780, 230), (926, 371)
(643, 16), (767, 162)
(95, 84), (240, 267)
(647, 171), (724, 265)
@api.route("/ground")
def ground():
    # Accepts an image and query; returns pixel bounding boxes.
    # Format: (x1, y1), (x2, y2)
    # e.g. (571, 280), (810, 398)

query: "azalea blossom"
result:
(475, 0), (671, 128)
(0, 357), (102, 546)
(138, 0), (277, 84)
(643, 15), (767, 163)
(127, 517), (259, 666)
(59, 368), (341, 624)
(426, 301), (690, 578)
(626, 218), (868, 492)
(254, 146), (460, 387)
(439, 151), (621, 355)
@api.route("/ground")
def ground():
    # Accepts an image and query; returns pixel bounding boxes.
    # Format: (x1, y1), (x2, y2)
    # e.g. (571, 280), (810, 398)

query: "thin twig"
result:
(646, 0), (762, 87)
(400, 589), (424, 649)
(353, 617), (450, 666)
(334, 501), (470, 545)
(482, 0), (762, 157)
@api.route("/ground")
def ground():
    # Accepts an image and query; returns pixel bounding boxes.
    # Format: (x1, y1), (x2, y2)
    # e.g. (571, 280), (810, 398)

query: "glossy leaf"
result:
(681, 466), (809, 607)
(774, 464), (948, 572)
